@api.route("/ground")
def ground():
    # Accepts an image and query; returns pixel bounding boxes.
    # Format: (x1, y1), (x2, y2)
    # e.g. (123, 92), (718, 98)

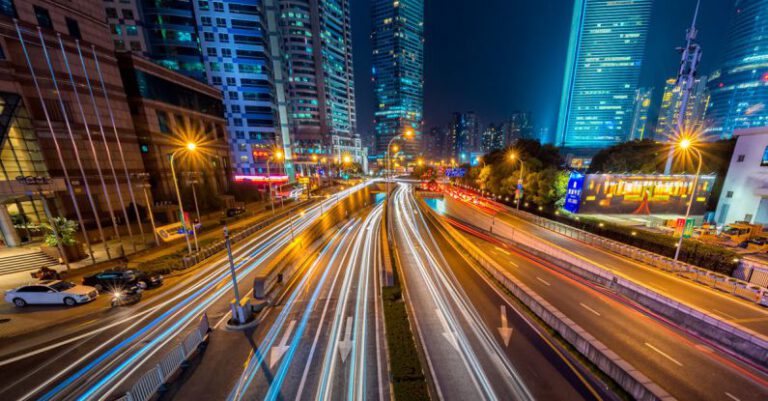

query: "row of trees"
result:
(456, 139), (570, 209)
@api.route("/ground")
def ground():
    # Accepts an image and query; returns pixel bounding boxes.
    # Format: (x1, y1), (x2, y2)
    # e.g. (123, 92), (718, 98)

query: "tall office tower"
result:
(501, 112), (533, 144)
(556, 0), (652, 154)
(629, 88), (653, 140)
(656, 77), (709, 140)
(706, 0), (768, 139)
(277, 0), (362, 167)
(423, 126), (449, 160)
(106, 1), (285, 176)
(372, 0), (424, 157)
(481, 124), (504, 153)
(448, 112), (476, 162)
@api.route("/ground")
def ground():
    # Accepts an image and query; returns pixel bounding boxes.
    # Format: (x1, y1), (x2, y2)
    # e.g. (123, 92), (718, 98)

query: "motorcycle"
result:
(110, 285), (143, 307)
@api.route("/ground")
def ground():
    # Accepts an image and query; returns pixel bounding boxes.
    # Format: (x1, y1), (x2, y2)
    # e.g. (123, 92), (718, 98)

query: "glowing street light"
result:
(673, 137), (703, 261)
(508, 151), (525, 210)
(170, 142), (198, 254)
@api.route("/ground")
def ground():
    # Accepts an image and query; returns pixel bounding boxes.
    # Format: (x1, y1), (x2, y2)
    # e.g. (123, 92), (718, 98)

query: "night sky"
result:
(351, 0), (733, 142)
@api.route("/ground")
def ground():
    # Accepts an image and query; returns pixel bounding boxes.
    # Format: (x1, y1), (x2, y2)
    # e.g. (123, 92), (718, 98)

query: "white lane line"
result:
(579, 303), (601, 317)
(725, 392), (741, 401)
(536, 277), (551, 286)
(712, 308), (736, 320)
(644, 342), (683, 367)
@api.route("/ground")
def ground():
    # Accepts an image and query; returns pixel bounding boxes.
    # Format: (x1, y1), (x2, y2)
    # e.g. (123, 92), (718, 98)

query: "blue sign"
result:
(563, 172), (585, 213)
(445, 168), (466, 178)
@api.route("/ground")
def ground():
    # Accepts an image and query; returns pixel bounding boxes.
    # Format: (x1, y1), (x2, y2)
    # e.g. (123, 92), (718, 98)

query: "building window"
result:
(201, 17), (212, 26)
(235, 131), (245, 139)
(726, 191), (734, 198)
(206, 48), (217, 57)
(737, 154), (746, 163)
(240, 155), (249, 163)
(105, 8), (117, 18)
(114, 40), (125, 51)
(110, 24), (122, 36)
(214, 2), (225, 12)
(65, 18), (81, 39)
(226, 77), (236, 86)
(203, 32), (214, 41)
(211, 76), (222, 85)
(33, 6), (53, 29)
(221, 48), (231, 57)
(0, 43), (5, 60)
(157, 110), (170, 133)
(122, 9), (134, 19)
(130, 41), (142, 51)
(228, 91), (238, 100)
(238, 143), (247, 152)
(198, 1), (209, 10)
(762, 147), (768, 167)
(216, 18), (226, 27)
(0, 0), (16, 18)
(218, 33), (229, 42)
(140, 144), (150, 153)
(126, 25), (138, 36)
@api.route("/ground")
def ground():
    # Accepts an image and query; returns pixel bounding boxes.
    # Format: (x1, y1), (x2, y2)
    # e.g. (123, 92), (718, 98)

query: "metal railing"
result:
(115, 313), (210, 401)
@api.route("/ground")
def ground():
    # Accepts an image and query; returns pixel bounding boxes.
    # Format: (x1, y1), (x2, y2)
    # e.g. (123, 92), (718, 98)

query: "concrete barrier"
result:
(252, 186), (375, 301)
(422, 204), (674, 401)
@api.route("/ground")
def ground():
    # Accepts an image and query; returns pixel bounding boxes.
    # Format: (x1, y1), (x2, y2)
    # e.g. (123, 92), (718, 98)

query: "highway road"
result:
(0, 181), (374, 401)
(210, 204), (388, 401)
(390, 184), (607, 401)
(446, 187), (768, 335)
(429, 195), (768, 401)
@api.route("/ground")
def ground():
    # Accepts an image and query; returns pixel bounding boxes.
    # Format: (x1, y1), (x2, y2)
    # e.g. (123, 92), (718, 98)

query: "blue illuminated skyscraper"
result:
(706, 0), (768, 138)
(372, 0), (424, 156)
(556, 0), (652, 153)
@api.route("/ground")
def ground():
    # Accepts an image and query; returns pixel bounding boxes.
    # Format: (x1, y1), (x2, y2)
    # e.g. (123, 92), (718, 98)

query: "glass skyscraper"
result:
(372, 0), (424, 156)
(556, 0), (652, 152)
(706, 0), (768, 139)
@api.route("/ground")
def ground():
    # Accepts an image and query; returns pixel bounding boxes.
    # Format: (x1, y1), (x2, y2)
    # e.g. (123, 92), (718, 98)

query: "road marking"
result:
(725, 392), (741, 401)
(498, 305), (513, 346)
(644, 342), (683, 367)
(435, 308), (459, 352)
(536, 277), (551, 286)
(214, 312), (231, 329)
(711, 308), (736, 320)
(269, 320), (296, 369)
(579, 303), (601, 317)
(338, 316), (354, 363)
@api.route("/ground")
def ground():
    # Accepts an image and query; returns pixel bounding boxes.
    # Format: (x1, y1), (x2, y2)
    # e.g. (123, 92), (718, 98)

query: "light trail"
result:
(19, 180), (376, 401)
(392, 184), (534, 401)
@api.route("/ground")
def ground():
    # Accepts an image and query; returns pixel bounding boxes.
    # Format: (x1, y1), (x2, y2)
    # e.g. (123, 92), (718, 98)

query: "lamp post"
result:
(133, 173), (160, 247)
(170, 142), (197, 255)
(184, 172), (202, 252)
(386, 129), (414, 200)
(509, 152), (525, 210)
(674, 138), (703, 261)
(266, 149), (284, 214)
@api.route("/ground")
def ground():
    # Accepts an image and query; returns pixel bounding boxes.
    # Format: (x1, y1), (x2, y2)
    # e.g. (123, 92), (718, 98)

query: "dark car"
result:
(82, 269), (163, 292)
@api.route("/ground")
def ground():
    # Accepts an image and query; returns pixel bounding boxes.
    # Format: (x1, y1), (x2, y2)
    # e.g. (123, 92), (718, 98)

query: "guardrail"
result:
(502, 206), (768, 307)
(114, 314), (210, 401)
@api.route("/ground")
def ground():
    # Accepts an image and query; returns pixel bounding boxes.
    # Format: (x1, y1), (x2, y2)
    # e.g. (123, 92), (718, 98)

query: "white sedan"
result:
(4, 280), (99, 307)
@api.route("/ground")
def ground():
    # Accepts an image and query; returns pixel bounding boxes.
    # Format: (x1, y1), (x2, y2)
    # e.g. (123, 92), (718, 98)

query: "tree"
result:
(41, 217), (77, 247)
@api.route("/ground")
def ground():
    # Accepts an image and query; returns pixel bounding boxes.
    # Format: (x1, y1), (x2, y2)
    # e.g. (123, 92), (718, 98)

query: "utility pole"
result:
(664, 0), (703, 174)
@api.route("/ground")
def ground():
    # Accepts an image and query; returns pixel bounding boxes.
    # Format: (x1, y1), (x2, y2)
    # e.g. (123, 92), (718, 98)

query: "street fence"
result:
(114, 314), (210, 401)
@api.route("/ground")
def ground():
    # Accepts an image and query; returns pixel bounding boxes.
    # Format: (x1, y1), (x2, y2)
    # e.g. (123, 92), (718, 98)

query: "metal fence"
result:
(115, 314), (210, 401)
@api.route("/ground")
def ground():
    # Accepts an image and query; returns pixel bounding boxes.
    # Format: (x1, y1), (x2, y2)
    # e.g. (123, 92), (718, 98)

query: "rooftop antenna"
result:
(664, 0), (703, 174)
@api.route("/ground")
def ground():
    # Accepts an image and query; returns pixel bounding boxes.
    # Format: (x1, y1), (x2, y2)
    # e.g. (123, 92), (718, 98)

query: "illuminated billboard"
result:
(566, 173), (716, 215)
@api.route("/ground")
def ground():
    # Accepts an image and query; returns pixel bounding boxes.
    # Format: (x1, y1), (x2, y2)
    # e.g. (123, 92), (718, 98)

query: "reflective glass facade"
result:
(706, 0), (768, 139)
(556, 0), (652, 150)
(372, 0), (424, 156)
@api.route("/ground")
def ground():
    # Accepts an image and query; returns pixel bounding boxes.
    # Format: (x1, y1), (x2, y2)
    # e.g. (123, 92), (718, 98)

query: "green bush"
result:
(545, 212), (738, 275)
(382, 285), (430, 400)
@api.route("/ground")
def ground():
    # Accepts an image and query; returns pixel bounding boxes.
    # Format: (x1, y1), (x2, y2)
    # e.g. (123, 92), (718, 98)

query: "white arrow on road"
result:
(436, 309), (459, 351)
(498, 305), (513, 347)
(270, 320), (296, 369)
(338, 316), (354, 363)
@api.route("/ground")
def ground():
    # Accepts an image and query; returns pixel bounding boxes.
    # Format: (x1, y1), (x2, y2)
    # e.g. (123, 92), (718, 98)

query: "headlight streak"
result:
(230, 219), (360, 401)
(30, 181), (376, 401)
(392, 185), (534, 401)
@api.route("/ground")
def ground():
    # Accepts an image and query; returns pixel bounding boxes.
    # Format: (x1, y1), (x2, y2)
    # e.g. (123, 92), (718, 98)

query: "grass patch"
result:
(382, 274), (430, 400)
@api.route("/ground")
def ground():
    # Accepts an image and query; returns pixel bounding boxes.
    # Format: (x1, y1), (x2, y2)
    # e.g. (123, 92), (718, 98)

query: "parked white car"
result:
(4, 280), (99, 307)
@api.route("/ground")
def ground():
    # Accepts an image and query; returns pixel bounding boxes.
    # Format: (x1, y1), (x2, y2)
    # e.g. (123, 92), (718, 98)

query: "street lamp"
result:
(508, 152), (525, 210)
(673, 138), (703, 261)
(170, 142), (197, 255)
(266, 149), (284, 214)
(386, 128), (414, 199)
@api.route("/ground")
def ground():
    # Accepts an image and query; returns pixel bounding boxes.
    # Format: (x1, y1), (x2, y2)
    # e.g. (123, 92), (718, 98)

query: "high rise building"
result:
(556, 0), (652, 153)
(1, 0), (148, 251)
(277, 0), (363, 167)
(656, 78), (709, 140)
(449, 112), (478, 161)
(706, 0), (768, 139)
(481, 124), (504, 153)
(372, 0), (424, 157)
(106, 0), (285, 176)
(423, 126), (449, 161)
(501, 112), (533, 144)
(629, 88), (653, 140)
